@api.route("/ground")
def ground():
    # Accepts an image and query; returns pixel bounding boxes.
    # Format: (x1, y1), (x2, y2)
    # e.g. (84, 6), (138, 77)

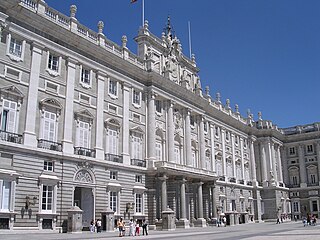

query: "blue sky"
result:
(45, 0), (320, 128)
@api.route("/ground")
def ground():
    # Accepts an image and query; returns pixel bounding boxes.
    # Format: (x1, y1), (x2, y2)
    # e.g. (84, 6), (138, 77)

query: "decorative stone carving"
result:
(174, 110), (183, 130)
(75, 169), (93, 183)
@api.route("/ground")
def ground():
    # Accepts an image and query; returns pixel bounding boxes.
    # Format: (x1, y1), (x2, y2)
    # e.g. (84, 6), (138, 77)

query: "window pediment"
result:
(75, 109), (94, 124)
(0, 85), (24, 103)
(105, 118), (121, 128)
(130, 126), (144, 134)
(39, 98), (62, 113)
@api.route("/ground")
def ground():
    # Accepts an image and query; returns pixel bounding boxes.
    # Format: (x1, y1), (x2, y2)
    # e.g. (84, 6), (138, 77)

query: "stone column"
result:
(280, 147), (289, 185)
(194, 182), (206, 227)
(147, 91), (156, 165)
(94, 72), (105, 159)
(198, 115), (206, 169)
(159, 175), (168, 212)
(240, 138), (245, 180)
(260, 142), (268, 186)
(212, 185), (217, 218)
(271, 142), (278, 184)
(210, 123), (216, 172)
(23, 42), (43, 147)
(231, 134), (236, 177)
(62, 58), (77, 154)
(184, 108), (192, 166)
(177, 178), (190, 228)
(316, 142), (320, 185)
(276, 145), (284, 183)
(221, 128), (227, 177)
(122, 83), (131, 165)
(298, 144), (307, 187)
(249, 137), (257, 183)
(167, 100), (175, 163)
(266, 140), (273, 181)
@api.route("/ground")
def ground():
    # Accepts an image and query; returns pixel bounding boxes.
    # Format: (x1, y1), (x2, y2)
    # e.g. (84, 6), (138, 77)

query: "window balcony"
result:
(307, 182), (318, 187)
(229, 177), (236, 183)
(130, 158), (146, 167)
(218, 176), (225, 181)
(105, 153), (123, 163)
(246, 181), (252, 186)
(38, 139), (62, 151)
(0, 130), (23, 144)
(74, 147), (96, 157)
(238, 179), (245, 185)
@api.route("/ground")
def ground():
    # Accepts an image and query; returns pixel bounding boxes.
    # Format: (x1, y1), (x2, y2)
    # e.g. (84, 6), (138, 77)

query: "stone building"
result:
(0, 0), (317, 231)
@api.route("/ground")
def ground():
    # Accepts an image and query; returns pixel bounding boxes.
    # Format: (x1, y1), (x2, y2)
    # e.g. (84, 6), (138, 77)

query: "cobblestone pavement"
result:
(0, 221), (319, 240)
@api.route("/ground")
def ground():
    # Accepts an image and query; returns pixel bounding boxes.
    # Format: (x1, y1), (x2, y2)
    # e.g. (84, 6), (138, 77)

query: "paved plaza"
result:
(0, 221), (319, 240)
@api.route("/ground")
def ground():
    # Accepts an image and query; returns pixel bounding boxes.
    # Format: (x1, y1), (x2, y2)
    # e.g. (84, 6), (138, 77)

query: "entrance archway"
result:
(74, 187), (94, 229)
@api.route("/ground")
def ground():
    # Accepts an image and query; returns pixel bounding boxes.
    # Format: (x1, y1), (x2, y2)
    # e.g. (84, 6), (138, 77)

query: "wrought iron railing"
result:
(37, 139), (62, 151)
(74, 147), (96, 157)
(0, 130), (23, 144)
(130, 158), (146, 167)
(105, 153), (123, 163)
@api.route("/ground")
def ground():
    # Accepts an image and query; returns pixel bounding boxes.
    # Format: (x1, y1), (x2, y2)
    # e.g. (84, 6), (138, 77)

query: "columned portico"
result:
(276, 145), (283, 183)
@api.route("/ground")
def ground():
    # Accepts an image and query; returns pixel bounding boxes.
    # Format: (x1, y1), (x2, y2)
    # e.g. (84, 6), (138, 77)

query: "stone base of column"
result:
(95, 148), (104, 160)
(193, 218), (207, 227)
(62, 140), (74, 154)
(122, 153), (130, 165)
(146, 157), (157, 169)
(176, 218), (190, 228)
(23, 131), (37, 147)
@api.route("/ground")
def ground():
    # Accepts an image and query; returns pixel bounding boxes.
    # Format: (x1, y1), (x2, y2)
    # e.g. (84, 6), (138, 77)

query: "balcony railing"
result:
(246, 181), (253, 186)
(105, 153), (123, 163)
(279, 182), (284, 187)
(218, 176), (225, 181)
(238, 179), (244, 185)
(131, 158), (146, 167)
(0, 130), (23, 144)
(229, 177), (236, 183)
(74, 147), (96, 157)
(37, 139), (62, 151)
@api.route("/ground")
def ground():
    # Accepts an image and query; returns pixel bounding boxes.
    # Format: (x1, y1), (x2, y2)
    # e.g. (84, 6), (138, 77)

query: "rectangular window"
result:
(81, 68), (90, 85)
(292, 176), (298, 185)
(311, 174), (316, 184)
(135, 175), (142, 183)
(48, 53), (59, 71)
(43, 111), (56, 142)
(44, 161), (54, 172)
(9, 38), (22, 57)
(78, 121), (89, 148)
(293, 202), (299, 212)
(109, 79), (118, 96)
(203, 122), (208, 132)
(307, 144), (313, 153)
(155, 141), (162, 160)
(131, 132), (142, 159)
(1, 99), (17, 133)
(192, 149), (196, 167)
(174, 146), (180, 164)
(42, 185), (53, 211)
(0, 180), (11, 210)
(109, 191), (117, 212)
(289, 147), (295, 155)
(110, 171), (118, 180)
(312, 200), (318, 212)
(155, 100), (162, 113)
(135, 193), (142, 213)
(107, 128), (118, 155)
(190, 115), (195, 126)
(231, 200), (236, 211)
(132, 89), (141, 105)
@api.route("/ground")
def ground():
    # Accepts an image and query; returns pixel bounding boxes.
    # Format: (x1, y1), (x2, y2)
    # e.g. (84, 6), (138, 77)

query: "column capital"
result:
(67, 57), (78, 67)
(31, 41), (45, 54)
(158, 175), (169, 181)
(147, 90), (157, 100)
(96, 70), (108, 79)
(183, 107), (192, 116)
(248, 135), (257, 142)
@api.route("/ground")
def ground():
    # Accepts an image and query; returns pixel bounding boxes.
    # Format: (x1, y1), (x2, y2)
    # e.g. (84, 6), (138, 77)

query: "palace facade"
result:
(0, 0), (319, 231)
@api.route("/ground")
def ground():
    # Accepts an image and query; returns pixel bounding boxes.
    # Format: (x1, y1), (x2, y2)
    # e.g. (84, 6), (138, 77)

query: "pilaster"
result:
(221, 128), (227, 176)
(167, 100), (175, 163)
(209, 123), (216, 172)
(147, 90), (156, 165)
(298, 144), (307, 187)
(122, 82), (131, 165)
(184, 108), (192, 166)
(198, 115), (206, 169)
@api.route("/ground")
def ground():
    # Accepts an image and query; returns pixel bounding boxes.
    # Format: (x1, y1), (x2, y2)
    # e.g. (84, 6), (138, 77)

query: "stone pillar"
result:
(62, 58), (77, 154)
(160, 175), (168, 212)
(280, 147), (289, 185)
(266, 140), (273, 182)
(147, 91), (156, 165)
(198, 115), (206, 169)
(249, 137), (257, 183)
(101, 209), (114, 232)
(276, 145), (284, 183)
(271, 143), (278, 183)
(167, 100), (175, 163)
(177, 178), (190, 228)
(231, 134), (236, 177)
(298, 144), (307, 187)
(210, 123), (216, 172)
(260, 142), (268, 186)
(122, 83), (131, 165)
(184, 108), (192, 166)
(316, 142), (320, 185)
(194, 182), (206, 227)
(240, 138), (245, 180)
(23, 42), (43, 147)
(94, 72), (106, 159)
(212, 185), (217, 218)
(67, 206), (83, 233)
(162, 207), (176, 231)
(221, 128), (227, 176)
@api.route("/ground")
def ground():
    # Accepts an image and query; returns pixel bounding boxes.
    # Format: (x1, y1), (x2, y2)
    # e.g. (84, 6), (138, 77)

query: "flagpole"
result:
(188, 21), (192, 58)
(142, 0), (145, 26)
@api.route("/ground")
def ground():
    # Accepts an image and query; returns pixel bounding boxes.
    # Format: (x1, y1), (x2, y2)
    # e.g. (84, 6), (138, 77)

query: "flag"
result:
(131, 0), (138, 3)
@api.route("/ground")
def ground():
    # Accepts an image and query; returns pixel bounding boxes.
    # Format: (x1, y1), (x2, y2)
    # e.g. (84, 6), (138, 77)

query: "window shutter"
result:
(79, 121), (89, 148)
(43, 111), (56, 141)
(1, 181), (11, 210)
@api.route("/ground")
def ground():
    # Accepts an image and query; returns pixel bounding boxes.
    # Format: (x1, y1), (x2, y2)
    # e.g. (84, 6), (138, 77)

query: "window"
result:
(107, 128), (118, 155)
(307, 144), (313, 153)
(42, 111), (56, 142)
(81, 67), (91, 85)
(243, 139), (247, 149)
(174, 146), (180, 164)
(155, 141), (162, 160)
(190, 115), (195, 127)
(312, 200), (318, 212)
(109, 191), (117, 212)
(9, 38), (22, 57)
(42, 185), (53, 211)
(48, 53), (59, 72)
(135, 175), (142, 183)
(1, 99), (17, 133)
(78, 121), (90, 148)
(289, 147), (296, 155)
(215, 126), (220, 137)
(132, 89), (141, 106)
(131, 132), (142, 160)
(110, 171), (118, 180)
(44, 161), (54, 171)
(205, 150), (211, 170)
(292, 176), (298, 185)
(192, 149), (197, 168)
(0, 180), (11, 210)
(204, 121), (208, 133)
(135, 193), (143, 213)
(109, 79), (118, 97)
(311, 174), (316, 184)
(225, 131), (230, 141)
(293, 202), (299, 212)
(155, 100), (162, 113)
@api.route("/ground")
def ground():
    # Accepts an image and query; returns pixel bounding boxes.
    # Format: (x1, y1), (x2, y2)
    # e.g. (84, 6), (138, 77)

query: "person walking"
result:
(223, 216), (227, 227)
(129, 219), (135, 236)
(90, 219), (95, 232)
(135, 219), (140, 236)
(142, 219), (148, 235)
(117, 218), (124, 237)
(96, 219), (102, 233)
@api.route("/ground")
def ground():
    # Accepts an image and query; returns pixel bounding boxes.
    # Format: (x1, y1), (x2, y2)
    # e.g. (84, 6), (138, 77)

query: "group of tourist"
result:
(90, 219), (102, 233)
(303, 214), (317, 227)
(117, 218), (148, 237)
